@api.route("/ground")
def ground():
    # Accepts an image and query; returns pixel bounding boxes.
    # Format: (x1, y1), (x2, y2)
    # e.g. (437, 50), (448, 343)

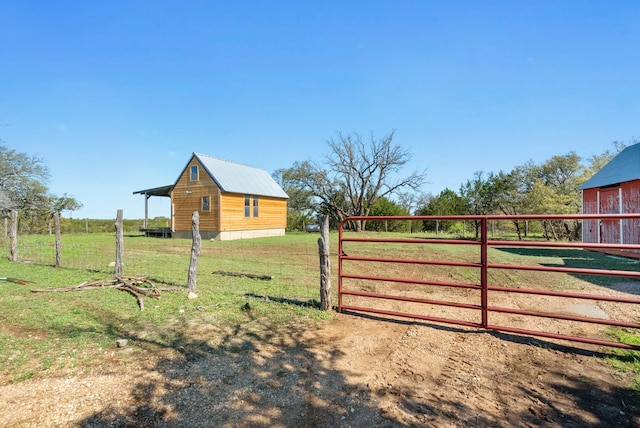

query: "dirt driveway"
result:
(1, 300), (639, 428)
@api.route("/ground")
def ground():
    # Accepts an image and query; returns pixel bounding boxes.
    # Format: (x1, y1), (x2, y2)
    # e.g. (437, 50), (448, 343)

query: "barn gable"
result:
(579, 144), (640, 190)
(580, 143), (640, 256)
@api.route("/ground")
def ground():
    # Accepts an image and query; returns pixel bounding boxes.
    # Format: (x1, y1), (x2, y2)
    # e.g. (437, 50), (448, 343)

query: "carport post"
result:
(144, 192), (149, 229)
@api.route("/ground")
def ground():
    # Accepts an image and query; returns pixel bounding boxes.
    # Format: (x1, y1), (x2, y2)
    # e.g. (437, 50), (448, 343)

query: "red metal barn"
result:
(580, 143), (640, 257)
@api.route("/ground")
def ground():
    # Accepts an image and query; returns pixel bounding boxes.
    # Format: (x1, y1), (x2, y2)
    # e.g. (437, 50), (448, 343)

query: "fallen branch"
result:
(30, 276), (180, 310)
(212, 270), (273, 281)
(0, 277), (34, 285)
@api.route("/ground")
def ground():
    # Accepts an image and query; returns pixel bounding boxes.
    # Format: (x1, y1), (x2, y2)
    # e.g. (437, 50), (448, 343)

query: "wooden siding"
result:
(171, 156), (287, 234)
(219, 193), (287, 231)
(582, 179), (640, 247)
(172, 158), (221, 232)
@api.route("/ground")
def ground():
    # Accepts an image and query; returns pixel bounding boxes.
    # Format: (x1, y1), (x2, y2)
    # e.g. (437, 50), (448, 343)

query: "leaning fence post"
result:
(54, 212), (62, 268)
(187, 211), (201, 296)
(114, 209), (124, 276)
(9, 210), (18, 262)
(318, 215), (332, 311)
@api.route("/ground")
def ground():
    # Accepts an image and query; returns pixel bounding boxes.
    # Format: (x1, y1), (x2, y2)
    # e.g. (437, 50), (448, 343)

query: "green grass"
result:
(0, 232), (333, 384)
(1, 230), (640, 390)
(607, 329), (640, 401)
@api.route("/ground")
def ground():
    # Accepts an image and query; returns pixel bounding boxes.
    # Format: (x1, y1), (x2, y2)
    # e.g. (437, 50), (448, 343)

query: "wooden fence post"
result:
(9, 210), (18, 262)
(54, 213), (62, 268)
(318, 215), (332, 311)
(114, 209), (124, 277)
(187, 211), (201, 294)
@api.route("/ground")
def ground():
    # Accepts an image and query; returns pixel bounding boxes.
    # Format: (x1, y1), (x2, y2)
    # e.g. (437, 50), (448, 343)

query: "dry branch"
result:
(212, 270), (273, 281)
(0, 277), (34, 285)
(30, 276), (180, 310)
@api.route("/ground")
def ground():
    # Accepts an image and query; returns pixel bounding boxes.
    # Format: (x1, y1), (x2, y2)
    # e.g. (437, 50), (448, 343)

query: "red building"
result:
(580, 143), (640, 257)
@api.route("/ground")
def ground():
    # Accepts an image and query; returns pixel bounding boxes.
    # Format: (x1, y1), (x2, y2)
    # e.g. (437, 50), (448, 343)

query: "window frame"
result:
(202, 195), (210, 212)
(253, 196), (259, 217)
(244, 196), (251, 217)
(190, 165), (198, 181)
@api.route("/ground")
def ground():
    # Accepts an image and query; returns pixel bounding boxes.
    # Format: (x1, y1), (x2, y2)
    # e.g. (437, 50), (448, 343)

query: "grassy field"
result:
(1, 230), (639, 391)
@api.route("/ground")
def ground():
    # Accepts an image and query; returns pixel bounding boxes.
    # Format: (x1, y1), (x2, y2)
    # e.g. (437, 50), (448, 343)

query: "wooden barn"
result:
(579, 143), (640, 257)
(134, 153), (288, 240)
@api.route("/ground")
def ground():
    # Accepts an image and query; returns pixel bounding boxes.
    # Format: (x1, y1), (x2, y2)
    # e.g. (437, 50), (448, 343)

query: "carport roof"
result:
(132, 184), (173, 197)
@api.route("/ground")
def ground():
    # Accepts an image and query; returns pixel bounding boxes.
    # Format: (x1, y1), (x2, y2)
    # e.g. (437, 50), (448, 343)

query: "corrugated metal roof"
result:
(579, 143), (640, 190)
(194, 153), (289, 198)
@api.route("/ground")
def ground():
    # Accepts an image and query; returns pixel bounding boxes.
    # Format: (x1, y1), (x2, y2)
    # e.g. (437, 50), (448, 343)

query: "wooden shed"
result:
(134, 153), (288, 240)
(579, 143), (640, 256)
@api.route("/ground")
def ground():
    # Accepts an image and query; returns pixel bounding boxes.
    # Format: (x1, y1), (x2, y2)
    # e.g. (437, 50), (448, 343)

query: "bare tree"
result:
(323, 130), (426, 231)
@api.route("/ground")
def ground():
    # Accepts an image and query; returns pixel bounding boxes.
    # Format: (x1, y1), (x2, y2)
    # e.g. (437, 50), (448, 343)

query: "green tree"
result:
(417, 188), (466, 233)
(528, 152), (586, 240)
(0, 141), (82, 233)
(0, 142), (49, 212)
(584, 140), (627, 177)
(459, 171), (498, 238)
(368, 196), (410, 231)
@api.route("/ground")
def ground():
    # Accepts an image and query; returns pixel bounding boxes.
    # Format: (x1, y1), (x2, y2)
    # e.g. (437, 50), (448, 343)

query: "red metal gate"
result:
(338, 214), (640, 350)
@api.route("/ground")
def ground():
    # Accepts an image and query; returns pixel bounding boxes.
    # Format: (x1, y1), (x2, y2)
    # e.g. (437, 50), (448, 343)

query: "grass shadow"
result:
(244, 292), (321, 309)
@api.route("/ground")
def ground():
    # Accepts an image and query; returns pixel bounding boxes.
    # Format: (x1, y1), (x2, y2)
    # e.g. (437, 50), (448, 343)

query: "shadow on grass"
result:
(495, 247), (640, 295)
(244, 292), (321, 309)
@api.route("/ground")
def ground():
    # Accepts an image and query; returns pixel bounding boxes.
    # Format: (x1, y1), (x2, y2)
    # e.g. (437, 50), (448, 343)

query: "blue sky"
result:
(1, 1), (638, 219)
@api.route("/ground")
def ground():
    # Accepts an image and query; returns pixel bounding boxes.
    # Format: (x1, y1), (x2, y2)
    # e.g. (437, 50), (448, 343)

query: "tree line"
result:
(276, 132), (633, 240)
(1, 133), (634, 238)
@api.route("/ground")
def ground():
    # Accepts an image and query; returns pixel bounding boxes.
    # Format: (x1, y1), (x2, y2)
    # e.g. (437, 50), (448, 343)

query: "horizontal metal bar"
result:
(341, 289), (481, 310)
(489, 263), (640, 278)
(341, 237), (481, 245)
(487, 285), (640, 304)
(340, 305), (483, 329)
(487, 305), (640, 328)
(486, 324), (640, 351)
(342, 273), (481, 290)
(489, 240), (640, 251)
(342, 255), (480, 268)
(341, 213), (640, 223)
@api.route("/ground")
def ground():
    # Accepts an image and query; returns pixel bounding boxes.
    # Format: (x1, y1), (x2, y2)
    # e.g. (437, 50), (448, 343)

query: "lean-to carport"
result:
(132, 184), (173, 234)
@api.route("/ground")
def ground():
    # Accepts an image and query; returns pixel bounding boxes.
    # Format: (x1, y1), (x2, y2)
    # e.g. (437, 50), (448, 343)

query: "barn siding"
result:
(621, 180), (640, 246)
(582, 179), (640, 247)
(582, 188), (598, 244)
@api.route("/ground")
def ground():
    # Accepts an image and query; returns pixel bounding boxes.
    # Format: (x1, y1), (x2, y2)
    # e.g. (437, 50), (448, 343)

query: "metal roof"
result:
(193, 153), (289, 198)
(579, 143), (640, 190)
(132, 184), (173, 197)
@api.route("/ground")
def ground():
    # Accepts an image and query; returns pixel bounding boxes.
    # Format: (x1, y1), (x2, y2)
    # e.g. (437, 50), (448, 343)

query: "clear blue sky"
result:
(1, 1), (638, 219)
